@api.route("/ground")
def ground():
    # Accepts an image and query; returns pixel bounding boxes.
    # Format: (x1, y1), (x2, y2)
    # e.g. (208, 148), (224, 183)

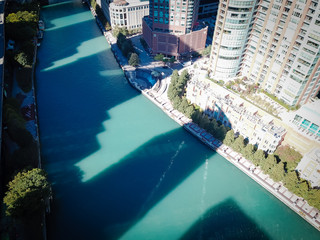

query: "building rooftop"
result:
(187, 76), (287, 137)
(296, 100), (320, 125)
(296, 148), (320, 187)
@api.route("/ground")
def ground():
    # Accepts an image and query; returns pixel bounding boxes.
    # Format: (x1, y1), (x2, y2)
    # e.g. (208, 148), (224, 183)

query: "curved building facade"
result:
(109, 0), (149, 30)
(210, 0), (256, 80)
(143, 0), (207, 58)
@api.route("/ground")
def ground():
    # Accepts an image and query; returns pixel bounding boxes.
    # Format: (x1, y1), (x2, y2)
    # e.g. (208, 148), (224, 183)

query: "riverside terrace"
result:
(139, 74), (320, 232)
(186, 74), (287, 153)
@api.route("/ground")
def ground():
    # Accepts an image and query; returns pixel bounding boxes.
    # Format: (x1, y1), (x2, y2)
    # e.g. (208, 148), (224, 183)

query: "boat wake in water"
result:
(199, 159), (209, 240)
(138, 140), (185, 216)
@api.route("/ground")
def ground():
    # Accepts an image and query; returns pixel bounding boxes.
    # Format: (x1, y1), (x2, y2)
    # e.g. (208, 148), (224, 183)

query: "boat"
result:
(38, 20), (45, 31)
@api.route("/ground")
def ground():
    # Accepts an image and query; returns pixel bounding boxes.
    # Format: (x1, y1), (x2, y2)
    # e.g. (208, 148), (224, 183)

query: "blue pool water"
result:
(136, 69), (157, 86)
(36, 2), (320, 240)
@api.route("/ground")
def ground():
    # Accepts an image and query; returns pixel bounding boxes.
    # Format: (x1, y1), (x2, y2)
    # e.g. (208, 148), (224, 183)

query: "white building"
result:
(209, 0), (257, 80)
(186, 73), (286, 153)
(210, 0), (320, 107)
(296, 148), (320, 187)
(109, 0), (149, 30)
(284, 99), (320, 143)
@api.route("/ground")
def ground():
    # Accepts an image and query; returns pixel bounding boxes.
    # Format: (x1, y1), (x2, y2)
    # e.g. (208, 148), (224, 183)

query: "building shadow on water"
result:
(180, 198), (270, 240)
(37, 3), (256, 240)
(37, 5), (138, 165)
(46, 127), (216, 240)
(41, 1), (90, 30)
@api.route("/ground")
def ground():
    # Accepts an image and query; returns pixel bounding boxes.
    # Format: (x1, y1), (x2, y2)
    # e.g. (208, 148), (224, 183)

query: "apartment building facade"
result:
(210, 0), (320, 107)
(142, 0), (208, 57)
(97, 0), (149, 30)
(109, 0), (149, 30)
(186, 74), (286, 153)
(210, 0), (257, 79)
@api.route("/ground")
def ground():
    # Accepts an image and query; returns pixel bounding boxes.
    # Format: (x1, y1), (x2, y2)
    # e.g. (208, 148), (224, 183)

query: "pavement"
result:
(0, 0), (5, 163)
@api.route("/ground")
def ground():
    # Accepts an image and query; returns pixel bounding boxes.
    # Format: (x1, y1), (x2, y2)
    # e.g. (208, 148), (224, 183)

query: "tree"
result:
(242, 143), (255, 161)
(170, 70), (180, 86)
(306, 189), (320, 210)
(178, 98), (189, 113)
(129, 53), (139, 67)
(120, 40), (133, 57)
(223, 129), (235, 146)
(283, 171), (299, 190)
(184, 105), (195, 118)
(269, 162), (284, 182)
(252, 149), (265, 166)
(178, 70), (190, 86)
(15, 51), (32, 67)
(113, 26), (128, 38)
(172, 95), (181, 109)
(207, 118), (218, 136)
(167, 86), (178, 101)
(6, 11), (38, 24)
(215, 124), (227, 141)
(154, 53), (164, 62)
(199, 114), (210, 129)
(201, 45), (211, 57)
(260, 154), (277, 174)
(4, 168), (51, 218)
(232, 135), (245, 153)
(275, 145), (302, 171)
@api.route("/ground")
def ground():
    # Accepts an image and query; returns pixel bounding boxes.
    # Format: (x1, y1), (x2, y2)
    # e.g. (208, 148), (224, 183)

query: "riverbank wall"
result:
(88, 4), (320, 232)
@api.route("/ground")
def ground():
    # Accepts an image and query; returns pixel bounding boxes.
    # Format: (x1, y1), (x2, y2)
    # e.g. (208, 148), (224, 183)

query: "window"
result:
(301, 119), (311, 127)
(309, 123), (319, 132)
(294, 114), (302, 122)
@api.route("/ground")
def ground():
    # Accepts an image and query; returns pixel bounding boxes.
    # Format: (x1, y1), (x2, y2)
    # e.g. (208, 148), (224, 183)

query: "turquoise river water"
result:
(36, 1), (320, 240)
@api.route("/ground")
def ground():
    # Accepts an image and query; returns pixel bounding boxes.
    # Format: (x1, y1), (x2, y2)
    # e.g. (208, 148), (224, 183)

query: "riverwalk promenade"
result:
(88, 5), (320, 232)
(141, 72), (320, 232)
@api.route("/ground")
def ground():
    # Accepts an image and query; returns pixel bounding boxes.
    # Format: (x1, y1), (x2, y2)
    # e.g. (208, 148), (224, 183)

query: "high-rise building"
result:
(142, 0), (208, 58)
(210, 0), (320, 107)
(210, 0), (256, 79)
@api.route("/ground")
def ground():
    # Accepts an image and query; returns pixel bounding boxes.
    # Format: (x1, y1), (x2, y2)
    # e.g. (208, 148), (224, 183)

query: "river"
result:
(36, 1), (320, 239)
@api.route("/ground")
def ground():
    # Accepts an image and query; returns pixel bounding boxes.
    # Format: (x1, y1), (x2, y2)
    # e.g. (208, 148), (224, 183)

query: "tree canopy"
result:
(112, 25), (128, 38)
(275, 145), (302, 171)
(4, 168), (52, 218)
(116, 33), (135, 58)
(201, 45), (211, 57)
(6, 11), (38, 24)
